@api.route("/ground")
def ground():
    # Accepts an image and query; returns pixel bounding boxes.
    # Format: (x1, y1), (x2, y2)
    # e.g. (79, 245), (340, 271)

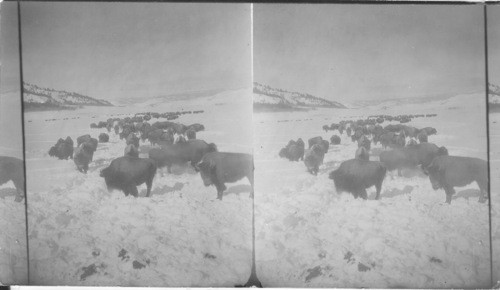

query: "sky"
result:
(488, 5), (500, 85)
(254, 4), (485, 102)
(0, 2), (23, 158)
(20, 2), (251, 102)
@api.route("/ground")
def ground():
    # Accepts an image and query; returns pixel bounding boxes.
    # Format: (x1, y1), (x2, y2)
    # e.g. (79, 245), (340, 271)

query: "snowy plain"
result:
(24, 88), (254, 286)
(254, 92), (491, 288)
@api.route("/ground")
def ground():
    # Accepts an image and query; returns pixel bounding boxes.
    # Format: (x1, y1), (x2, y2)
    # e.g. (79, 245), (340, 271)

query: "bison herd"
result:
(47, 111), (253, 201)
(279, 114), (489, 204)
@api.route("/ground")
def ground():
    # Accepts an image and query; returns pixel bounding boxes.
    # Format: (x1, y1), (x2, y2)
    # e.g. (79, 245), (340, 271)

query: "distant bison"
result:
(0, 156), (25, 202)
(148, 139), (217, 173)
(304, 144), (325, 175)
(126, 133), (140, 148)
(355, 147), (369, 161)
(73, 142), (95, 173)
(420, 127), (437, 136)
(187, 123), (205, 132)
(48, 136), (74, 160)
(124, 144), (139, 157)
(329, 159), (386, 200)
(330, 135), (341, 145)
(98, 133), (109, 143)
(424, 156), (488, 204)
(308, 136), (324, 149)
(380, 143), (448, 176)
(186, 129), (196, 140)
(196, 152), (254, 200)
(100, 156), (157, 197)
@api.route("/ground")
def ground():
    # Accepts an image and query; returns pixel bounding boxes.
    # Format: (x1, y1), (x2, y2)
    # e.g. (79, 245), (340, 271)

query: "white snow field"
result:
(490, 111), (500, 284)
(24, 88), (254, 286)
(254, 92), (491, 288)
(0, 91), (28, 285)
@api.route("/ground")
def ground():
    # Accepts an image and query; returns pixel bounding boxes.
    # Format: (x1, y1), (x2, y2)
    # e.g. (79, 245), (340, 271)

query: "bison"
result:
(100, 156), (157, 197)
(77, 134), (92, 147)
(330, 135), (341, 145)
(0, 156), (25, 202)
(126, 133), (140, 149)
(148, 139), (217, 173)
(196, 152), (254, 200)
(308, 136), (324, 149)
(304, 144), (325, 175)
(424, 156), (488, 204)
(329, 159), (386, 200)
(48, 137), (74, 160)
(98, 133), (109, 143)
(73, 142), (95, 173)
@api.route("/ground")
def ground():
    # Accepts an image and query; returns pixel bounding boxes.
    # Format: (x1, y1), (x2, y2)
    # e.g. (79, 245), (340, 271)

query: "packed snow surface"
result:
(254, 93), (491, 288)
(25, 89), (253, 286)
(490, 111), (500, 284)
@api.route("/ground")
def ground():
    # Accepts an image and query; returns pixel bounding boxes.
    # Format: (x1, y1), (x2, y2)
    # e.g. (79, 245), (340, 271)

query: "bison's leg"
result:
(129, 185), (139, 198)
(375, 181), (383, 200)
(444, 185), (456, 204)
(215, 182), (226, 200)
(477, 181), (488, 203)
(146, 176), (154, 198)
(358, 188), (368, 200)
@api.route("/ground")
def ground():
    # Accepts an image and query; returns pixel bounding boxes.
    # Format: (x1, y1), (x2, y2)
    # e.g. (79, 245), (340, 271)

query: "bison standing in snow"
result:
(196, 152), (254, 200)
(329, 159), (386, 200)
(304, 144), (325, 175)
(100, 156), (157, 197)
(330, 135), (341, 145)
(73, 142), (95, 173)
(424, 156), (488, 204)
(148, 139), (217, 173)
(99, 133), (109, 143)
(48, 136), (74, 160)
(0, 156), (25, 202)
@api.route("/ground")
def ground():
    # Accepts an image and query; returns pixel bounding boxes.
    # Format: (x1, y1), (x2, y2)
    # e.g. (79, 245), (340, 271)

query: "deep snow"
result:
(254, 92), (491, 288)
(24, 89), (254, 286)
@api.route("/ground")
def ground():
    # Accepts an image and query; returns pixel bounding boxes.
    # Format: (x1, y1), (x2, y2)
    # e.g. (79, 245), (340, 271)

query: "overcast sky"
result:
(20, 2), (251, 101)
(488, 5), (500, 85)
(254, 4), (485, 102)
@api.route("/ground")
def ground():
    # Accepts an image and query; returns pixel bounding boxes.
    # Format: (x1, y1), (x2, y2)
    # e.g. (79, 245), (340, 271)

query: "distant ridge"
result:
(23, 82), (113, 111)
(253, 82), (346, 112)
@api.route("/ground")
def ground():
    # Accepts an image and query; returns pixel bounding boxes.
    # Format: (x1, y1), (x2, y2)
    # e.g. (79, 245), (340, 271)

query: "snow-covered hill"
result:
(23, 83), (113, 110)
(253, 83), (346, 111)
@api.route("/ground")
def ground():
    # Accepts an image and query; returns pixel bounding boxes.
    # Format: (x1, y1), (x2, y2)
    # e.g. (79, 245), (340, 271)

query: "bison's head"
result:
(197, 160), (216, 186)
(423, 164), (441, 190)
(438, 146), (448, 156)
(207, 143), (218, 153)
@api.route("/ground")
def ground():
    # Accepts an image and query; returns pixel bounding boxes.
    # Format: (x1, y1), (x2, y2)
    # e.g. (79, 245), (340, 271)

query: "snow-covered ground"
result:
(0, 91), (28, 285)
(25, 88), (254, 286)
(490, 111), (500, 284)
(254, 92), (491, 288)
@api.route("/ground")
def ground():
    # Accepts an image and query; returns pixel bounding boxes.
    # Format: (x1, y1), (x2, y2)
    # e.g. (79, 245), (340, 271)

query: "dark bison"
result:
(424, 156), (488, 204)
(186, 128), (196, 140)
(304, 144), (325, 175)
(355, 147), (369, 161)
(196, 152), (254, 200)
(100, 156), (157, 197)
(330, 135), (341, 145)
(124, 144), (139, 157)
(48, 137), (74, 160)
(380, 143), (448, 176)
(329, 159), (386, 200)
(420, 127), (437, 136)
(148, 139), (217, 173)
(187, 123), (205, 132)
(417, 131), (428, 143)
(73, 142), (95, 173)
(308, 136), (324, 149)
(77, 134), (92, 147)
(98, 133), (109, 143)
(0, 156), (25, 201)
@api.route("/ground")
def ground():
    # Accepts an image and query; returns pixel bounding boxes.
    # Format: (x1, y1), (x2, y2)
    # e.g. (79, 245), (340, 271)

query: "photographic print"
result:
(253, 4), (491, 288)
(488, 3), (500, 285)
(21, 2), (253, 285)
(0, 1), (28, 285)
